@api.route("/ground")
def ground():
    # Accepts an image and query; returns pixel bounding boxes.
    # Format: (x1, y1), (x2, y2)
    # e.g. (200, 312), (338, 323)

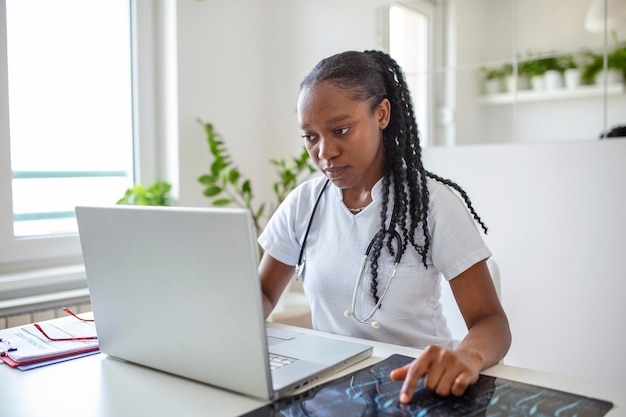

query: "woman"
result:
(258, 50), (511, 403)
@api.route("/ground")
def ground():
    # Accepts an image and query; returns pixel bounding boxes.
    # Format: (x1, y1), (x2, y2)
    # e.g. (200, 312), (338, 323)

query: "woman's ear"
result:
(377, 98), (391, 129)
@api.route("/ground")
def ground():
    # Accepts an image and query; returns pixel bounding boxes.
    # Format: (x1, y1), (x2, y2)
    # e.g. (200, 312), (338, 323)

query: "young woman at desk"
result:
(258, 50), (511, 404)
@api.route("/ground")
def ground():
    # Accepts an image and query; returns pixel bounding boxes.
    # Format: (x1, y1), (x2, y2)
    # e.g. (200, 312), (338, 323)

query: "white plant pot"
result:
(484, 79), (502, 95)
(517, 76), (531, 91)
(595, 69), (624, 85)
(505, 75), (516, 92)
(544, 70), (563, 90)
(530, 75), (544, 91)
(564, 68), (581, 89)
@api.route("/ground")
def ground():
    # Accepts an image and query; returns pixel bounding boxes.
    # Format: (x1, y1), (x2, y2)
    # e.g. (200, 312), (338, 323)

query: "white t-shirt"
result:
(258, 175), (491, 348)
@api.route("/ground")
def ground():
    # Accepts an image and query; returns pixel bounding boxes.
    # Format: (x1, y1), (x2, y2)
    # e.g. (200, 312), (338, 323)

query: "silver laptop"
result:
(75, 205), (372, 401)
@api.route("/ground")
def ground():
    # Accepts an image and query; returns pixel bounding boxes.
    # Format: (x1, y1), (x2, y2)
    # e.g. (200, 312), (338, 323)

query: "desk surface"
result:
(1, 323), (623, 417)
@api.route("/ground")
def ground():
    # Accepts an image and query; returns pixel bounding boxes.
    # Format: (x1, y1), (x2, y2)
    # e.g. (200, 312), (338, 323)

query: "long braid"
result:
(300, 50), (487, 304)
(425, 170), (488, 234)
(364, 50), (431, 268)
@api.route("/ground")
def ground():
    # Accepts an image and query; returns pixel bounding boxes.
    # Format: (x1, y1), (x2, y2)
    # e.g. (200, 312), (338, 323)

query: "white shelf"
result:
(478, 83), (625, 105)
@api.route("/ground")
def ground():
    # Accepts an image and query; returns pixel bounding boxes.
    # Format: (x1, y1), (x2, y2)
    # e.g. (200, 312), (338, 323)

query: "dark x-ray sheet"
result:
(243, 354), (613, 417)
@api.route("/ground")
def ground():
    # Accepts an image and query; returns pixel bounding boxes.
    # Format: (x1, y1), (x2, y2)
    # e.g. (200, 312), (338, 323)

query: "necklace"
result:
(348, 206), (368, 214)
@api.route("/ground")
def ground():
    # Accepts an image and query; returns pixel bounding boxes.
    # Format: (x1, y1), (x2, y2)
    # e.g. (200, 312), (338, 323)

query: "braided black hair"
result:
(300, 50), (487, 304)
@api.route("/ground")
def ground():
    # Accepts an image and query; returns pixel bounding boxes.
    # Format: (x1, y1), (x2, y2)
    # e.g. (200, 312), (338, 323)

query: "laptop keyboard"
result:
(269, 353), (298, 370)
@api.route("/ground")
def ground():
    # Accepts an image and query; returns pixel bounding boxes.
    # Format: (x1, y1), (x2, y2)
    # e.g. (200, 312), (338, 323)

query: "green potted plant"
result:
(117, 181), (172, 206)
(196, 120), (316, 236)
(542, 56), (564, 90)
(521, 55), (562, 91)
(481, 66), (505, 95)
(581, 50), (605, 86)
(608, 45), (626, 83)
(518, 56), (550, 90)
(501, 63), (515, 92)
(580, 47), (626, 86)
(560, 53), (582, 89)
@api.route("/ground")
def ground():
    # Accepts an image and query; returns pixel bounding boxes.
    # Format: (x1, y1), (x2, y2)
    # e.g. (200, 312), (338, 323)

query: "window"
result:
(7, 0), (133, 239)
(0, 1), (155, 277)
(384, 1), (435, 146)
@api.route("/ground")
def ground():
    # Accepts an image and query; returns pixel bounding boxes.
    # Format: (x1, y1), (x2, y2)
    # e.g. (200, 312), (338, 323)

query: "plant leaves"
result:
(198, 121), (316, 236)
(255, 203), (266, 219)
(229, 169), (240, 183)
(210, 160), (224, 177)
(198, 174), (216, 185)
(116, 181), (172, 206)
(203, 186), (222, 197)
(212, 198), (231, 206)
(241, 179), (251, 194)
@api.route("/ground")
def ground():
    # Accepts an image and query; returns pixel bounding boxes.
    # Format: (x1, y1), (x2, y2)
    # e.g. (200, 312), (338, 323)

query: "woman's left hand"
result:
(389, 344), (484, 403)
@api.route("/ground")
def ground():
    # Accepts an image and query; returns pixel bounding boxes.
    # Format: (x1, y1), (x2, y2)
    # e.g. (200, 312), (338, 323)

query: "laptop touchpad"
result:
(266, 328), (296, 346)
(267, 336), (285, 346)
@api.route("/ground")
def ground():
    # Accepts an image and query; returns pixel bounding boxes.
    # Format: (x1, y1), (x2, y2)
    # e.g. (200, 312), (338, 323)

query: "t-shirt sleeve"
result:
(428, 183), (492, 281)
(258, 178), (326, 266)
(258, 190), (301, 266)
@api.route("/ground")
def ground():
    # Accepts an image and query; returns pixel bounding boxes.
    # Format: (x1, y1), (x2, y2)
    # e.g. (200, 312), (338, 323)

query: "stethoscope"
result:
(295, 179), (403, 329)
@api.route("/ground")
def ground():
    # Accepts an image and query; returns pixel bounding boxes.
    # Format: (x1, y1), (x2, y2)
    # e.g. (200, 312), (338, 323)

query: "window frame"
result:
(382, 0), (437, 147)
(0, 0), (157, 297)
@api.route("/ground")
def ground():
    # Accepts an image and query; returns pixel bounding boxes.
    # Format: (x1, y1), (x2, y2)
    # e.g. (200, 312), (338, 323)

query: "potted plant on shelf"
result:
(581, 51), (602, 85)
(560, 53), (582, 89)
(581, 46), (626, 86)
(501, 63), (515, 92)
(608, 45), (626, 84)
(518, 56), (550, 91)
(481, 66), (505, 95)
(539, 55), (563, 91)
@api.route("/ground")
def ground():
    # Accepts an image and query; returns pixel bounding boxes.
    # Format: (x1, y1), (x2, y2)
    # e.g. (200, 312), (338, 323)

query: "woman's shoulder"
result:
(423, 175), (469, 213)
(289, 175), (329, 202)
(425, 175), (451, 199)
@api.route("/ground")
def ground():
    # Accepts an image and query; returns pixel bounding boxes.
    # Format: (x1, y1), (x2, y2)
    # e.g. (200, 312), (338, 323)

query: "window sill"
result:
(0, 263), (89, 317)
(0, 263), (87, 302)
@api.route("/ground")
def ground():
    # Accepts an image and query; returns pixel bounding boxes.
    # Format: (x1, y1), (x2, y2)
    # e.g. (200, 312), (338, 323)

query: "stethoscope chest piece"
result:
(344, 228), (402, 330)
(295, 260), (305, 280)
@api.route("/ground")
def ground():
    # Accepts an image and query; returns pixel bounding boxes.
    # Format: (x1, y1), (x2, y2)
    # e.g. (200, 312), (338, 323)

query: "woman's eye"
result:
(335, 127), (349, 136)
(301, 134), (316, 142)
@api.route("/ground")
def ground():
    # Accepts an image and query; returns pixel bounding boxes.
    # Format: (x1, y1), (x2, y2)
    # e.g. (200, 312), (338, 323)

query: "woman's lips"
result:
(324, 166), (347, 180)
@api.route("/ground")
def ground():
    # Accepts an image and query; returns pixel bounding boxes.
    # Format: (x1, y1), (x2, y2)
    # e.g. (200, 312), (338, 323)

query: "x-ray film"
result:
(243, 354), (613, 417)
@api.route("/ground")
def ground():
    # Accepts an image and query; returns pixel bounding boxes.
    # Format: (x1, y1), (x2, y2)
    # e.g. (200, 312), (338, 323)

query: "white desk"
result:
(1, 323), (623, 417)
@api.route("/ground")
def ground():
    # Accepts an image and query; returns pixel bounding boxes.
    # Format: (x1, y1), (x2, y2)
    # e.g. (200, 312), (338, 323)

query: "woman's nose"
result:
(317, 137), (339, 161)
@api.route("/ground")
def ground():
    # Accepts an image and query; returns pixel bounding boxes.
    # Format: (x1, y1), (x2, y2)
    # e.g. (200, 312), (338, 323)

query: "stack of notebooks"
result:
(0, 312), (99, 370)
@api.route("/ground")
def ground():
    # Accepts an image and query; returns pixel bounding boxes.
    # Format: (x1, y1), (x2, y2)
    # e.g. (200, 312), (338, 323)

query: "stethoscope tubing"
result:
(347, 229), (402, 327)
(296, 178), (404, 329)
(295, 179), (330, 280)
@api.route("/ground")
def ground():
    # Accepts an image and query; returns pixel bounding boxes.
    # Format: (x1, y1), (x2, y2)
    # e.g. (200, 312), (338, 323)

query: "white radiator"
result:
(0, 302), (91, 330)
(0, 265), (91, 329)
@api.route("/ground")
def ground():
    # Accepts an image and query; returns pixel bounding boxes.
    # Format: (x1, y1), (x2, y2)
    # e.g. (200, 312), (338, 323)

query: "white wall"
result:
(167, 0), (272, 207)
(167, 0), (388, 210)
(162, 0), (626, 385)
(423, 139), (626, 385)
